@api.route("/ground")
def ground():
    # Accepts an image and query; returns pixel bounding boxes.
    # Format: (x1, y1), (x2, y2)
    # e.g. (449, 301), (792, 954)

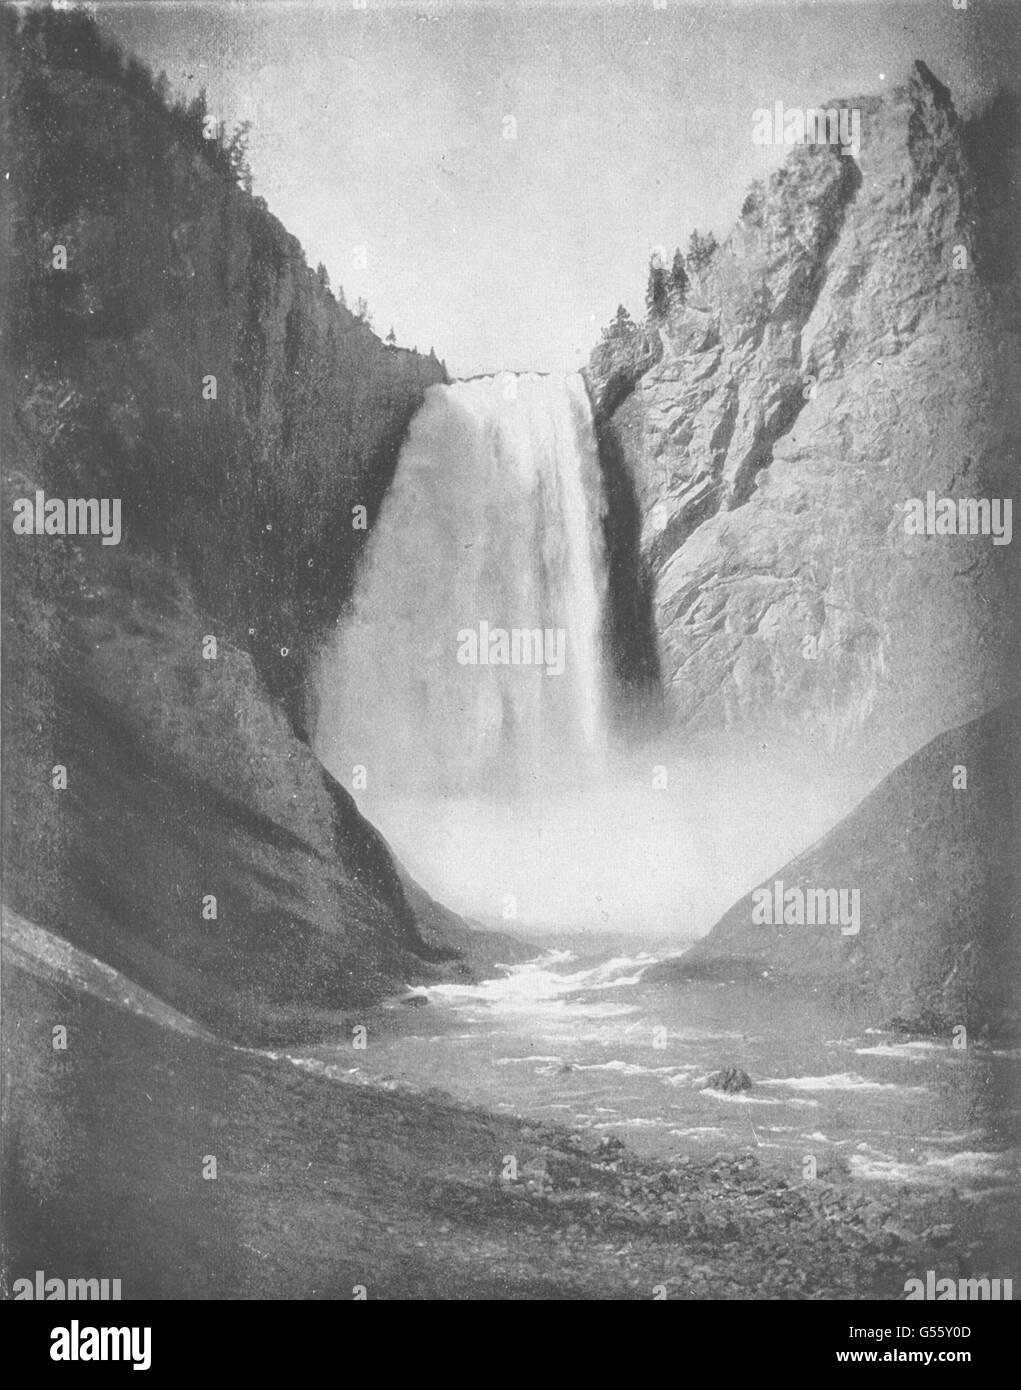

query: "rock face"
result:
(0, 12), (479, 1043)
(589, 65), (1020, 772)
(3, 10), (446, 725)
(650, 699), (1021, 1032)
(701, 1068), (753, 1094)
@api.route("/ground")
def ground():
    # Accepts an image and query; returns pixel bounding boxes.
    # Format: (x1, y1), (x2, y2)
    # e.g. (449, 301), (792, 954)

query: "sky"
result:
(92, 0), (1020, 376)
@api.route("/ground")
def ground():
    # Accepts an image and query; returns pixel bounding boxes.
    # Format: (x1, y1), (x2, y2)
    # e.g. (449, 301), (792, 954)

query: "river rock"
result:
(702, 1067), (753, 1093)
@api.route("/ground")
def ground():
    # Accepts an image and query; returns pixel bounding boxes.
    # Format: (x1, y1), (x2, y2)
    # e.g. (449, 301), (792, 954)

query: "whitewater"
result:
(290, 945), (1017, 1198)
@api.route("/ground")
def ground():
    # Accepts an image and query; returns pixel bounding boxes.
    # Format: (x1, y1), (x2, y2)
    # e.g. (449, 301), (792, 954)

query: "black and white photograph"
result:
(1, 0), (1019, 1329)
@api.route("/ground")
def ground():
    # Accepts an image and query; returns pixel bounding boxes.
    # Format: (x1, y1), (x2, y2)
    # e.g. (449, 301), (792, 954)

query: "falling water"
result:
(316, 371), (609, 798)
(314, 373), (855, 931)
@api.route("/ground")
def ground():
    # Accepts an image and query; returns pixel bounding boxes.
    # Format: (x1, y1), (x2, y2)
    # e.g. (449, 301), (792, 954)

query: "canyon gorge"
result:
(1, 8), (1018, 1302)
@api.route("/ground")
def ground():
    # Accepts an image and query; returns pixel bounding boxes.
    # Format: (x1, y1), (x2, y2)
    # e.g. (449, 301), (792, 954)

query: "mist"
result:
(357, 735), (871, 939)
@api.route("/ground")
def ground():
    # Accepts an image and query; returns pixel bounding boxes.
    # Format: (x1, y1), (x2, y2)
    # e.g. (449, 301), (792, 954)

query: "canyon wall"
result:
(0, 11), (489, 1043)
(589, 64), (1020, 773)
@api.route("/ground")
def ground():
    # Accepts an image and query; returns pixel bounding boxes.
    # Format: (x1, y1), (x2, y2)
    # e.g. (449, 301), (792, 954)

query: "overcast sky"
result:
(95, 0), (1019, 376)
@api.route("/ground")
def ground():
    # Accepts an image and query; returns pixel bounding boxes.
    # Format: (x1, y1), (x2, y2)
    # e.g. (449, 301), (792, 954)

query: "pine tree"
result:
(386, 326), (396, 345)
(669, 248), (688, 303)
(185, 89), (208, 146)
(602, 304), (638, 343)
(687, 229), (718, 273)
(645, 255), (669, 320)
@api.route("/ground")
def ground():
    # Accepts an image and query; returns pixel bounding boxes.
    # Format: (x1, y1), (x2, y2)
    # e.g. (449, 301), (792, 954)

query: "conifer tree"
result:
(645, 255), (669, 320)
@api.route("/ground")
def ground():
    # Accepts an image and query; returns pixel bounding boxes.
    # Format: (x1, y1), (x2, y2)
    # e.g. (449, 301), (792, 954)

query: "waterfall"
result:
(313, 372), (839, 934)
(315, 371), (609, 798)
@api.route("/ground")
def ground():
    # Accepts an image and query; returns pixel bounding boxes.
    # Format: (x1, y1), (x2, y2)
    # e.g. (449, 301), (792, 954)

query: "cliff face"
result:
(649, 699), (1020, 1032)
(4, 10), (446, 721)
(589, 65), (1020, 770)
(0, 12), (475, 1043)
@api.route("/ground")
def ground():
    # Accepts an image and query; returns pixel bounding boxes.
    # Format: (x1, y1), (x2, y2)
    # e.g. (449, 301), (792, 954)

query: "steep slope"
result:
(589, 65), (1020, 771)
(650, 699), (1020, 1031)
(3, 8), (446, 721)
(0, 9), (485, 1043)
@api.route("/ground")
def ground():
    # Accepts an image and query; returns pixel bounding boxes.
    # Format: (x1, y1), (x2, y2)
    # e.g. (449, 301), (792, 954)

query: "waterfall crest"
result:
(316, 371), (609, 797)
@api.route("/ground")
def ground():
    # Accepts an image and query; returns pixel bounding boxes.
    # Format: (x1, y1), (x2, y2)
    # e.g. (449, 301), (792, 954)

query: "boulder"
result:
(702, 1067), (753, 1093)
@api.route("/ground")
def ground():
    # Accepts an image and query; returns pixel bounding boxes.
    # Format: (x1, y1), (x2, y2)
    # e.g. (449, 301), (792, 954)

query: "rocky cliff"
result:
(0, 10), (496, 1043)
(589, 64), (1020, 772)
(649, 698), (1020, 1033)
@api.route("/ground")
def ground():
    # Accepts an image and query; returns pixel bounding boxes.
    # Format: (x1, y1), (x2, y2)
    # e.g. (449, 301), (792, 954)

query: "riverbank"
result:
(3, 918), (1003, 1300)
